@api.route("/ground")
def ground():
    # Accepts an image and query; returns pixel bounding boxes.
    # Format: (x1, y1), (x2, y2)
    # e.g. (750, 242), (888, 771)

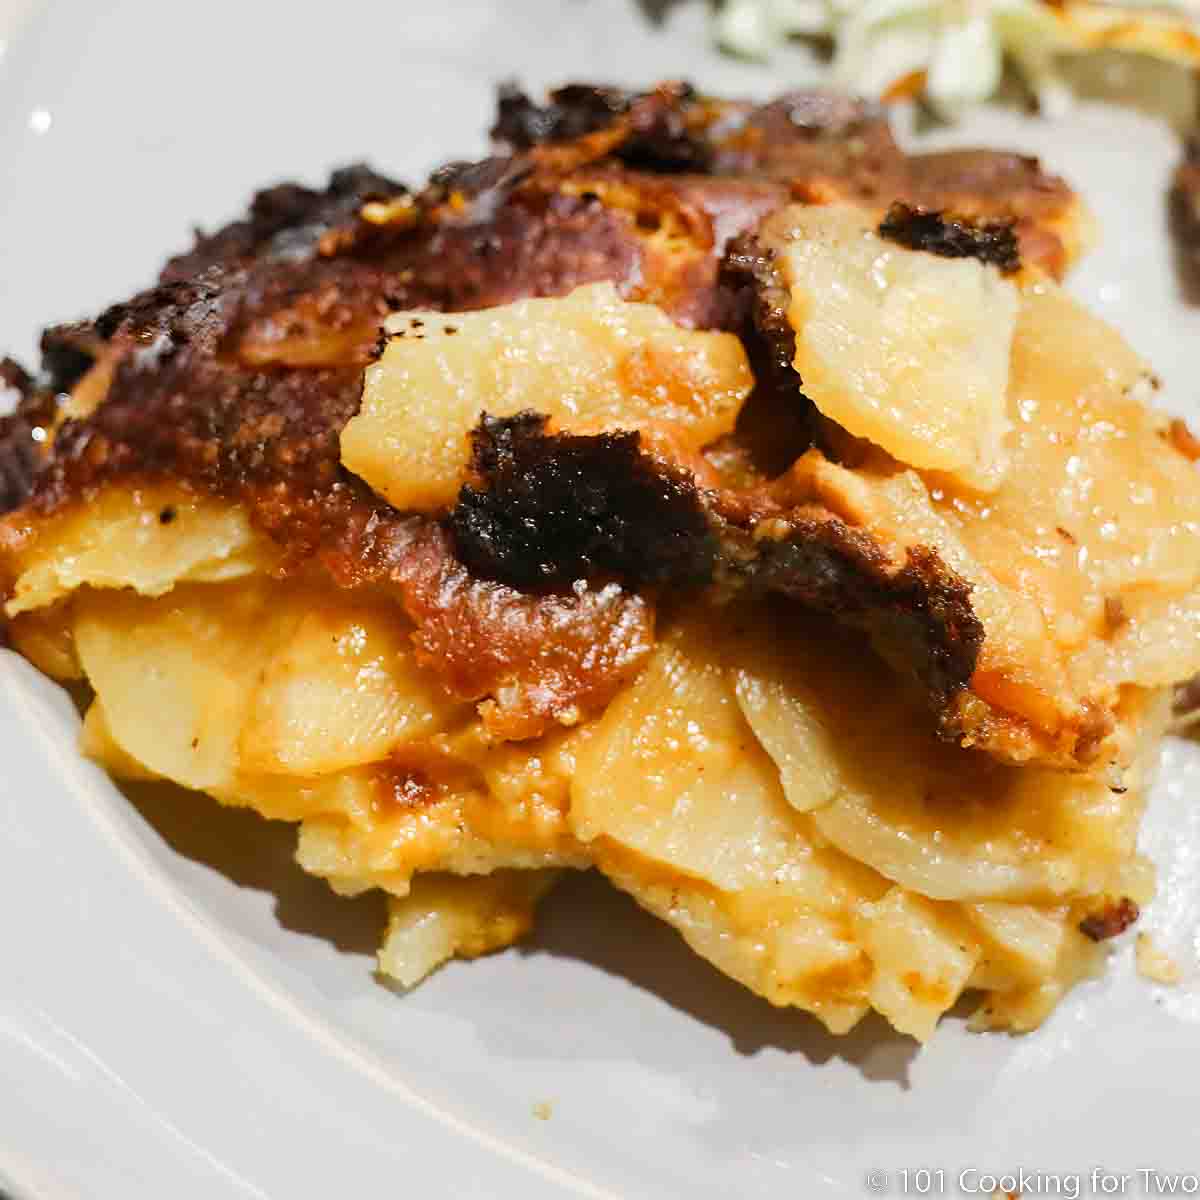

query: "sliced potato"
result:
(599, 849), (875, 1036)
(772, 204), (1017, 491)
(7, 605), (81, 681)
(74, 575), (473, 787)
(72, 575), (590, 903)
(2, 486), (272, 617)
(341, 282), (752, 511)
(239, 593), (468, 776)
(571, 622), (816, 894)
(853, 889), (981, 1042)
(377, 870), (560, 988)
(80, 699), (164, 783)
(963, 901), (1068, 987)
(968, 929), (1105, 1034)
(733, 654), (848, 815)
(74, 580), (289, 791)
(1135, 932), (1181, 986)
(573, 607), (1165, 1038)
(571, 615), (891, 1034)
(794, 276), (1200, 766)
(294, 760), (589, 898)
(732, 612), (1167, 904)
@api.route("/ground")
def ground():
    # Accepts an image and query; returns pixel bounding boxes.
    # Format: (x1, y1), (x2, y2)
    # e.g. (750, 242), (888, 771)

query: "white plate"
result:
(3, 3), (1200, 1197)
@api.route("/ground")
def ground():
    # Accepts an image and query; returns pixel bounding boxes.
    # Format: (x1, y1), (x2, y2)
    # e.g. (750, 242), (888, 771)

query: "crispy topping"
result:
(449, 412), (983, 711)
(0, 81), (1089, 747)
(878, 202), (1021, 275)
(0, 359), (47, 515)
(451, 412), (715, 589)
(1079, 896), (1139, 942)
(493, 83), (636, 150)
(377, 518), (655, 741)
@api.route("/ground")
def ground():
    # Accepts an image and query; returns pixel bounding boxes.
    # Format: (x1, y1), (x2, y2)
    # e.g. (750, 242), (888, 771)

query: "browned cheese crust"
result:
(1078, 896), (1140, 943)
(877, 202), (1021, 274)
(0, 83), (1081, 740)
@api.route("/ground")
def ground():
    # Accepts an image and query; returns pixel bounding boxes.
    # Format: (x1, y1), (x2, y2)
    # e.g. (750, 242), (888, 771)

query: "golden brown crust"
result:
(0, 82), (1083, 743)
(1079, 896), (1140, 942)
(1, 83), (1082, 533)
(877, 202), (1021, 274)
(0, 359), (43, 515)
(446, 413), (984, 712)
(386, 520), (655, 741)
(709, 483), (984, 713)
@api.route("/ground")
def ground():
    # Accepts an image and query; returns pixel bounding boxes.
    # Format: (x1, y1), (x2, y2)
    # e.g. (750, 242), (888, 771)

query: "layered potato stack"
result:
(4, 157), (1200, 1041)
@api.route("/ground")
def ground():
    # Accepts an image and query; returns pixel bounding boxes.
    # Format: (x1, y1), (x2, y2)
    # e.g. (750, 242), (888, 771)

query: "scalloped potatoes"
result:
(4, 191), (1195, 1045)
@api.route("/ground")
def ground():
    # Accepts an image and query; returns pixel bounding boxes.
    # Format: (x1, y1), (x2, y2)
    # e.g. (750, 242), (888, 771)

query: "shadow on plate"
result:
(526, 870), (918, 1086)
(119, 779), (917, 1084)
(119, 779), (384, 958)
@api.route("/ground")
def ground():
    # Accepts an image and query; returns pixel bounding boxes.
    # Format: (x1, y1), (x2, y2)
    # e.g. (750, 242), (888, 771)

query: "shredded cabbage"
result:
(714, 0), (1200, 117)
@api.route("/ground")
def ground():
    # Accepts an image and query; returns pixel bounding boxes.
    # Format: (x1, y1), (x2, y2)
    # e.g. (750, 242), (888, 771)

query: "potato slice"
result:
(72, 575), (590, 905)
(571, 615), (892, 1034)
(733, 612), (1167, 903)
(777, 275), (1200, 767)
(75, 578), (467, 788)
(74, 580), (288, 792)
(239, 593), (467, 776)
(963, 901), (1068, 987)
(3, 486), (271, 617)
(573, 605), (1166, 1037)
(377, 870), (560, 988)
(570, 623), (814, 893)
(341, 282), (752, 511)
(968, 929), (1105, 1034)
(772, 204), (1017, 491)
(853, 890), (980, 1042)
(80, 699), (163, 783)
(598, 851), (875, 1035)
(733, 659), (844, 814)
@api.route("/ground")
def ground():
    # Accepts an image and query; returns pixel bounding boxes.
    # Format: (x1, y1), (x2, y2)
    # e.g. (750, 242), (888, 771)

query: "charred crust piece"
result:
(901, 149), (1074, 280)
(0, 359), (45, 515)
(1166, 417), (1200, 462)
(38, 326), (98, 394)
(878, 202), (1021, 274)
(0, 424), (40, 516)
(1175, 673), (1200, 716)
(371, 518), (655, 741)
(493, 83), (636, 149)
(718, 233), (821, 477)
(717, 514), (984, 710)
(446, 415), (982, 709)
(0, 359), (31, 396)
(721, 234), (797, 390)
(450, 412), (716, 589)
(1079, 897), (1140, 942)
(493, 81), (712, 173)
(161, 163), (404, 282)
(493, 84), (898, 186)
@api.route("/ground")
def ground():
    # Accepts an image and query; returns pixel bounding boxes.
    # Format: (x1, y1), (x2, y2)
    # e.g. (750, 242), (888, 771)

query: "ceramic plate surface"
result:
(3, 3), (1200, 1197)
